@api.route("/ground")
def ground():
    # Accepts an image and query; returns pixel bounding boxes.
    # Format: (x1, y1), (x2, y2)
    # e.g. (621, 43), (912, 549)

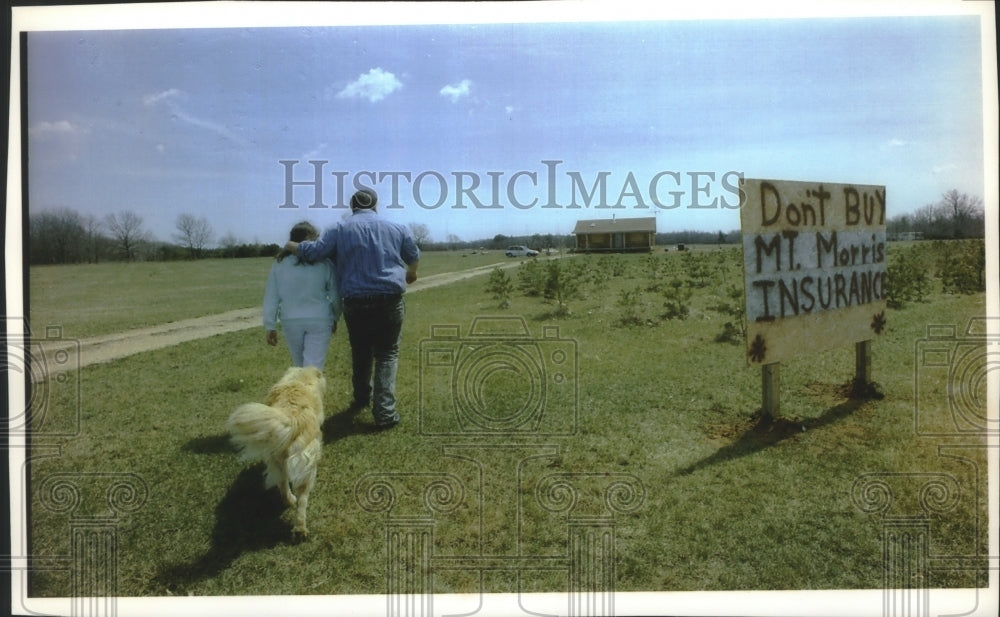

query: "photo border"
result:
(5, 2), (998, 616)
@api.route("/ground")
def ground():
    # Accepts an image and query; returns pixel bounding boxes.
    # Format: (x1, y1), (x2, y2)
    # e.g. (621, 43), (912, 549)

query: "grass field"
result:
(27, 250), (514, 338)
(23, 243), (991, 599)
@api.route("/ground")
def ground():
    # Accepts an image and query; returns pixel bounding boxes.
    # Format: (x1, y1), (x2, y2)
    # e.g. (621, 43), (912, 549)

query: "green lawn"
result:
(24, 245), (990, 598)
(28, 258), (275, 338)
(27, 251), (515, 339)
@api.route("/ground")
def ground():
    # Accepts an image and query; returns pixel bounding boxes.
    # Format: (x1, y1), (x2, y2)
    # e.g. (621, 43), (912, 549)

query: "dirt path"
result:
(35, 259), (541, 377)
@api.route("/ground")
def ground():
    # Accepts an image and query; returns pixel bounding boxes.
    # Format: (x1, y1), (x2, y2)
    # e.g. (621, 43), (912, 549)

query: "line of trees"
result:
(412, 230), (742, 252)
(27, 208), (278, 265)
(25, 188), (984, 265)
(417, 231), (575, 252)
(887, 189), (985, 239)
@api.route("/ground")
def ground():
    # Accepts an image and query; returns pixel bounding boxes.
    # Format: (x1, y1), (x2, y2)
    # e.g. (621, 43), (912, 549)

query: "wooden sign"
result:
(740, 178), (887, 366)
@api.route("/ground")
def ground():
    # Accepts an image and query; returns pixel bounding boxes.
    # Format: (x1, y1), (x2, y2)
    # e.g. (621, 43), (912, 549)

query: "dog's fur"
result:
(226, 366), (326, 537)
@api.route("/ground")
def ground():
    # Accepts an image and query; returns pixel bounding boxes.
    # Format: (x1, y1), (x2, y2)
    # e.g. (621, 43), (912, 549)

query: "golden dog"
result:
(226, 366), (326, 537)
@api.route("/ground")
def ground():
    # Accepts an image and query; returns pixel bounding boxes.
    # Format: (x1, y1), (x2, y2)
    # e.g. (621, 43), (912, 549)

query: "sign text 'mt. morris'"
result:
(744, 181), (887, 323)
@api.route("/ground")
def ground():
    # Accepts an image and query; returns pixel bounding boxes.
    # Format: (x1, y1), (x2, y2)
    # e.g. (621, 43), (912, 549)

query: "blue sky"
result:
(23, 5), (990, 246)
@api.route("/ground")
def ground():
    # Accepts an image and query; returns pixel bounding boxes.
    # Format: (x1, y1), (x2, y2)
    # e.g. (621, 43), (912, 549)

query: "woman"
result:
(262, 221), (342, 369)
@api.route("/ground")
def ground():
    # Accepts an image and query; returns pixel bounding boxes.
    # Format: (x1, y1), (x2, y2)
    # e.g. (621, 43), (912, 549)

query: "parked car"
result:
(505, 245), (539, 257)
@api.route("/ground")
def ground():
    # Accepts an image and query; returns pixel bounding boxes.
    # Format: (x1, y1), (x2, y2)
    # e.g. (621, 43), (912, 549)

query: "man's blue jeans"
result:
(343, 295), (405, 425)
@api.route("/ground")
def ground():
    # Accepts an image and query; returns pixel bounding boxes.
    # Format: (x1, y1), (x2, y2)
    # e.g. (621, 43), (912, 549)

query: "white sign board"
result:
(740, 179), (887, 365)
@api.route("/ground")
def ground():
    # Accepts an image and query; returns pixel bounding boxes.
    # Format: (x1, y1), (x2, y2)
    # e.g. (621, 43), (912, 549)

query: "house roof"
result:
(572, 217), (657, 234)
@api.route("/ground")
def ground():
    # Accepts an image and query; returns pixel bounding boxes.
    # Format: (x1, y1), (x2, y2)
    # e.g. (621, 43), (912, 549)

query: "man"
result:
(286, 188), (419, 429)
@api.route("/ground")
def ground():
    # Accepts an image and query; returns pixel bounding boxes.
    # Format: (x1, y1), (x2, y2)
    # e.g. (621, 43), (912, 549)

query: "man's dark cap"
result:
(351, 188), (378, 210)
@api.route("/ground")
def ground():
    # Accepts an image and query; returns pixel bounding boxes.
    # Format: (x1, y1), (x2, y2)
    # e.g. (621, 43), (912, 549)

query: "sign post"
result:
(739, 178), (887, 419)
(762, 362), (780, 419)
(856, 340), (872, 383)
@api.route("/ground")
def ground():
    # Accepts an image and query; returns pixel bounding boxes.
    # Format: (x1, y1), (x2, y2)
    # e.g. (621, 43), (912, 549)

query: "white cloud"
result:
(932, 163), (958, 174)
(28, 120), (83, 137)
(878, 137), (909, 152)
(171, 108), (239, 142)
(440, 79), (472, 103)
(143, 88), (181, 107)
(141, 87), (243, 145)
(301, 143), (328, 161)
(336, 68), (402, 103)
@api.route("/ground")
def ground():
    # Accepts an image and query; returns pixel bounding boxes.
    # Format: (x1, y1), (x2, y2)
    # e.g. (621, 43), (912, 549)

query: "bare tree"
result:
(217, 231), (242, 258)
(939, 189), (984, 239)
(105, 210), (150, 261)
(408, 222), (431, 248)
(888, 189), (985, 239)
(173, 213), (214, 258)
(29, 208), (86, 264)
(82, 213), (106, 263)
(910, 202), (945, 230)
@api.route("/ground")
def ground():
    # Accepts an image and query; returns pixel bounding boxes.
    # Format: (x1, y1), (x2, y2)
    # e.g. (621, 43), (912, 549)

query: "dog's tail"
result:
(226, 402), (295, 462)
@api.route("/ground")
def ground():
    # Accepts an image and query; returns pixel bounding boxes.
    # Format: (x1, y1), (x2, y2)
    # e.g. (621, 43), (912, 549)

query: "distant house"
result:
(887, 231), (924, 242)
(572, 216), (656, 252)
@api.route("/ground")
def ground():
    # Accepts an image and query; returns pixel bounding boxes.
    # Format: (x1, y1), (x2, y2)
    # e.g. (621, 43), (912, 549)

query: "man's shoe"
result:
(372, 418), (400, 431)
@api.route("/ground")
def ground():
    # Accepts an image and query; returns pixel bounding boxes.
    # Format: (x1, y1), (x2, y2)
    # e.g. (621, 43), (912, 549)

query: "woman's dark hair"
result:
(276, 221), (320, 264)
